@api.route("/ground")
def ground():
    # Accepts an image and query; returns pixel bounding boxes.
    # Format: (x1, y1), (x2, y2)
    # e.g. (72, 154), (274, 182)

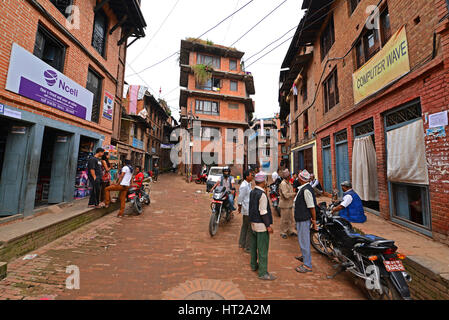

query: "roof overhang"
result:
(179, 39), (245, 65)
(103, 0), (147, 46)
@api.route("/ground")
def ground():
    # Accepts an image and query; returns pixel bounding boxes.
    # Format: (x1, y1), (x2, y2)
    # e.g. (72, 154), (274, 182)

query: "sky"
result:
(125, 0), (305, 121)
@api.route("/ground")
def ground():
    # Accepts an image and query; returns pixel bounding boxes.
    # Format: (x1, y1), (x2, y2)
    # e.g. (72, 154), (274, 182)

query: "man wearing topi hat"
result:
(248, 171), (276, 281)
(332, 181), (367, 223)
(293, 169), (318, 273)
(278, 169), (298, 239)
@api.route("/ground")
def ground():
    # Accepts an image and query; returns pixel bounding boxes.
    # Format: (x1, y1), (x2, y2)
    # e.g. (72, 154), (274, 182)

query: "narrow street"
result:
(0, 174), (365, 300)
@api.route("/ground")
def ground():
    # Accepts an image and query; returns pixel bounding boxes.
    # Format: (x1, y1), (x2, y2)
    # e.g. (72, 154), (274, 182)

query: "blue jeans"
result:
(296, 220), (312, 269)
(228, 193), (236, 211)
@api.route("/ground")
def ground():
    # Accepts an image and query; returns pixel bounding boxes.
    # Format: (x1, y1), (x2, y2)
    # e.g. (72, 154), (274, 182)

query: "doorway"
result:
(322, 136), (332, 193)
(335, 130), (350, 197)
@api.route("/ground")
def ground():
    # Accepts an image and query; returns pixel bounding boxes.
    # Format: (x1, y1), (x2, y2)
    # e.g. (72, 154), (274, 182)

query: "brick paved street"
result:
(0, 173), (366, 300)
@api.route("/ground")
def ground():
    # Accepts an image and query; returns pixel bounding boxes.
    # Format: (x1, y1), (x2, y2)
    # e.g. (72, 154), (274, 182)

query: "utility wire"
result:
(245, 35), (294, 68)
(244, 25), (297, 62)
(230, 0), (288, 47)
(127, 0), (255, 77)
(127, 51), (179, 77)
(129, 0), (181, 64)
(197, 0), (255, 39)
(222, 0), (241, 43)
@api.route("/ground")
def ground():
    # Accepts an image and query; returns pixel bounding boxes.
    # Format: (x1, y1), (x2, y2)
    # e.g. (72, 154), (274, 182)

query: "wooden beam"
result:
(94, 0), (110, 13)
(110, 14), (128, 35)
(117, 29), (133, 46)
(126, 36), (140, 48)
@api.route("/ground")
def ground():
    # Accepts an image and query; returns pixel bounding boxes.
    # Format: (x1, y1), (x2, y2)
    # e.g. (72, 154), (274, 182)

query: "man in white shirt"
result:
(309, 174), (323, 196)
(102, 159), (134, 217)
(237, 170), (253, 253)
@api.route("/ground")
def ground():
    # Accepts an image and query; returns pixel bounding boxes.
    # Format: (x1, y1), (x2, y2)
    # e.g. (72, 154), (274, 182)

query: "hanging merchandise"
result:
(74, 139), (94, 199)
(292, 83), (298, 96)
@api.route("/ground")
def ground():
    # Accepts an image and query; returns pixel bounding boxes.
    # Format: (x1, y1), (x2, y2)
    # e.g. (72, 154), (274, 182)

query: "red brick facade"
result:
(0, 0), (133, 144)
(281, 0), (449, 243)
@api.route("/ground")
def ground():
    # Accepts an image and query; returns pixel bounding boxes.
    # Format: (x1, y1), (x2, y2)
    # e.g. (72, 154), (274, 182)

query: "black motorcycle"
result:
(310, 201), (412, 300)
(209, 186), (233, 237)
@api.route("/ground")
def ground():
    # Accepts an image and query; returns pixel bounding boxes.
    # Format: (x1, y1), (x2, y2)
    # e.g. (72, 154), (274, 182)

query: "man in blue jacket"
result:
(332, 181), (367, 223)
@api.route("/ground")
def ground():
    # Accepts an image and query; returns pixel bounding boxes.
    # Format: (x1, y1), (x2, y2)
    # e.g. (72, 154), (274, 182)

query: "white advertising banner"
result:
(6, 43), (94, 121)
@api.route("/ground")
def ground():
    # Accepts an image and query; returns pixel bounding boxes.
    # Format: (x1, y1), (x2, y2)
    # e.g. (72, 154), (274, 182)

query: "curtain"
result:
(387, 119), (429, 185)
(352, 136), (379, 201)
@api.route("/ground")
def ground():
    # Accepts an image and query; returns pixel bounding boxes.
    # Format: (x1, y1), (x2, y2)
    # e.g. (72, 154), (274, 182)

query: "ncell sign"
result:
(5, 43), (94, 121)
(352, 26), (410, 105)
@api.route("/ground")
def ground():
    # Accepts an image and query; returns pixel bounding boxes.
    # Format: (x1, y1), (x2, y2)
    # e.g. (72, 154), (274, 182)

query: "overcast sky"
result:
(125, 0), (305, 121)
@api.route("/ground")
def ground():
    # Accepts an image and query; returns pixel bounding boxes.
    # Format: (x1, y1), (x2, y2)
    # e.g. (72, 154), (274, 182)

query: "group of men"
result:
(214, 165), (367, 281)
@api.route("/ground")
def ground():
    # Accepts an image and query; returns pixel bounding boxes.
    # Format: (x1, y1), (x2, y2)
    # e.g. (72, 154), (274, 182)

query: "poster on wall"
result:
(102, 91), (114, 120)
(5, 43), (94, 121)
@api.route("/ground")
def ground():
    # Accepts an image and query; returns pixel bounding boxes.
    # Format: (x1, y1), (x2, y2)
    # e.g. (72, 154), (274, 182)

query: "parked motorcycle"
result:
(195, 172), (208, 184)
(209, 186), (233, 237)
(310, 201), (412, 300)
(126, 184), (150, 215)
(269, 183), (281, 217)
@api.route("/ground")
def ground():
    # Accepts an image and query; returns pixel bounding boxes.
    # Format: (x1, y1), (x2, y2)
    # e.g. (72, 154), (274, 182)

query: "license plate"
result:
(383, 260), (405, 272)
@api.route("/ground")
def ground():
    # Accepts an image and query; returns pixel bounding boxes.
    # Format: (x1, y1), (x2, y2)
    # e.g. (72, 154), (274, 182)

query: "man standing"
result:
(249, 172), (276, 281)
(293, 170), (318, 273)
(237, 170), (253, 253)
(332, 181), (367, 223)
(88, 148), (104, 208)
(278, 169), (297, 239)
(102, 159), (134, 217)
(309, 174), (324, 196)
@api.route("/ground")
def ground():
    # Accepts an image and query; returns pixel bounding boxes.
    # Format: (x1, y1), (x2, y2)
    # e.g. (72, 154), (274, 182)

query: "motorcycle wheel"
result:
(209, 205), (221, 237)
(133, 196), (143, 215)
(310, 230), (333, 256)
(366, 277), (402, 300)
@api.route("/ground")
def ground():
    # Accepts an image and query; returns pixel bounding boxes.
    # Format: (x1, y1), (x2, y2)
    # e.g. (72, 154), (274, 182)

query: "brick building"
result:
(0, 0), (146, 217)
(280, 0), (449, 243)
(179, 38), (255, 178)
(120, 87), (171, 172)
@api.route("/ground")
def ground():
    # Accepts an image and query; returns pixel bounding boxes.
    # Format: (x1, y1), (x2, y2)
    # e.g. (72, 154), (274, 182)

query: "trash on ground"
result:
(23, 254), (38, 260)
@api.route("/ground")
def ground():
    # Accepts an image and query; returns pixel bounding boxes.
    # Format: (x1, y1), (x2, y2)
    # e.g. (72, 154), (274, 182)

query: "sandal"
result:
(295, 265), (312, 273)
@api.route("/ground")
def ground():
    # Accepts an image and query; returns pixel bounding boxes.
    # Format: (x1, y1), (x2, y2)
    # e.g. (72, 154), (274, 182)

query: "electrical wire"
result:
(230, 0), (288, 47)
(197, 0), (255, 39)
(245, 35), (294, 68)
(127, 0), (255, 77)
(129, 0), (181, 64)
(127, 51), (179, 77)
(244, 25), (297, 63)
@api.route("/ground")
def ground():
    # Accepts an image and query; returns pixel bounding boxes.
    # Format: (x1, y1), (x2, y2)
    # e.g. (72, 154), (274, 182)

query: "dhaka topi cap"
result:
(282, 169), (290, 179)
(255, 172), (266, 183)
(341, 180), (352, 188)
(298, 169), (311, 181)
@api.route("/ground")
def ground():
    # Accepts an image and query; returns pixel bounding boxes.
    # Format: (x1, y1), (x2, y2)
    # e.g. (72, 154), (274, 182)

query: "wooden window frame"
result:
(34, 24), (66, 72)
(92, 9), (108, 58)
(323, 68), (339, 113)
(86, 68), (104, 123)
(320, 15), (335, 61)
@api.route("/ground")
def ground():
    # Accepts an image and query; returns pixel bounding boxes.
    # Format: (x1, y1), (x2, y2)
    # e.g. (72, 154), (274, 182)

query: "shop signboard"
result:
(132, 138), (144, 150)
(102, 91), (114, 120)
(6, 43), (94, 121)
(353, 26), (410, 105)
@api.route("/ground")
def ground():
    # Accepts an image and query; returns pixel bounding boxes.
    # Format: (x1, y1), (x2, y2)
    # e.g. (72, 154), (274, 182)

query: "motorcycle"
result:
(269, 183), (281, 217)
(126, 184), (150, 215)
(209, 186), (233, 237)
(310, 201), (412, 300)
(195, 172), (208, 184)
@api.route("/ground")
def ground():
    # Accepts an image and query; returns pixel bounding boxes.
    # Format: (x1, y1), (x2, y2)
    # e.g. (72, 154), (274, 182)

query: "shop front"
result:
(0, 104), (104, 218)
(290, 141), (317, 179)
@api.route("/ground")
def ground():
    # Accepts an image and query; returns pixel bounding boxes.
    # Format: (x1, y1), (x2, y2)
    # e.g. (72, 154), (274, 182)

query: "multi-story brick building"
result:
(280, 0), (449, 243)
(179, 38), (255, 178)
(120, 87), (171, 172)
(0, 0), (146, 217)
(249, 118), (279, 175)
